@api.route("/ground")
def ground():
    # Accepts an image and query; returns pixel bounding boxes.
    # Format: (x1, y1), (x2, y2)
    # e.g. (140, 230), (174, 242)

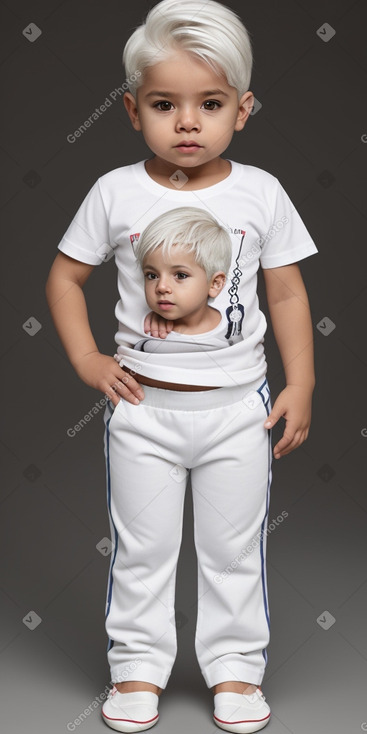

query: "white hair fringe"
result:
(123, 0), (253, 100)
(134, 206), (233, 279)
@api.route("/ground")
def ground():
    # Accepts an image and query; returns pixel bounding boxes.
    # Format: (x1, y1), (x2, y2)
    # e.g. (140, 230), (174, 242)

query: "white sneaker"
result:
(102, 687), (159, 733)
(213, 689), (271, 733)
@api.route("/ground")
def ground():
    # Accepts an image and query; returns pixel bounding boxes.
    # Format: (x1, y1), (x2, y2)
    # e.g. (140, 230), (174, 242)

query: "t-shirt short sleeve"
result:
(259, 179), (318, 269)
(57, 179), (110, 265)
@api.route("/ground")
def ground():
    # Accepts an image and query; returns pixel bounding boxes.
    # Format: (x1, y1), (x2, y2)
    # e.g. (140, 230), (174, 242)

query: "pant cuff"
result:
(202, 661), (266, 689)
(110, 663), (171, 689)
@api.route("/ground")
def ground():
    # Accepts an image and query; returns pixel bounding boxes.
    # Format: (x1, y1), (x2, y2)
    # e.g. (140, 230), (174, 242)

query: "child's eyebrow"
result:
(144, 89), (229, 98)
(143, 263), (193, 271)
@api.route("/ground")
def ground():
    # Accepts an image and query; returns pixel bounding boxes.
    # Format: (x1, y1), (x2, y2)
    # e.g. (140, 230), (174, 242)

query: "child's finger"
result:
(264, 405), (284, 429)
(147, 312), (167, 338)
(143, 311), (174, 338)
(273, 428), (301, 458)
(157, 317), (174, 338)
(143, 312), (153, 333)
(144, 311), (166, 335)
(108, 372), (145, 406)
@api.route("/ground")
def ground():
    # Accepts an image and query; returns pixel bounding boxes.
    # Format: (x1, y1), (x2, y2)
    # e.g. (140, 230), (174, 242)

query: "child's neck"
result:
(145, 157), (231, 191)
(171, 306), (221, 335)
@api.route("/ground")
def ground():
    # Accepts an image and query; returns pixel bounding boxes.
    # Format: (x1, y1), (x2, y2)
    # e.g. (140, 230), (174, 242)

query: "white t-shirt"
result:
(57, 159), (318, 386)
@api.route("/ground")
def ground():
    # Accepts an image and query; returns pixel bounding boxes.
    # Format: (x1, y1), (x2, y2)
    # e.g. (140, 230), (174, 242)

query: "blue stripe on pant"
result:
(256, 378), (272, 664)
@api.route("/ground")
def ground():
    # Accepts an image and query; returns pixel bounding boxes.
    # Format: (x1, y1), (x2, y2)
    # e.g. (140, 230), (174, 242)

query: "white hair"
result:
(135, 207), (233, 279)
(123, 0), (253, 100)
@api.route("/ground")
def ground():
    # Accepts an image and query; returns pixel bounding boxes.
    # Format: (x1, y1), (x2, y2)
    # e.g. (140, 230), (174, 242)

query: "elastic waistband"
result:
(139, 376), (267, 411)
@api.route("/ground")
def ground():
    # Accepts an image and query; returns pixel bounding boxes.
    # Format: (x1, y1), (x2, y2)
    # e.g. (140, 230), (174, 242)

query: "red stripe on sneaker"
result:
(214, 712), (271, 724)
(102, 713), (159, 724)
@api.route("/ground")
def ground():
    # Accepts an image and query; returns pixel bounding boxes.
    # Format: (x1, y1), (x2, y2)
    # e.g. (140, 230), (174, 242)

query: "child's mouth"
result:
(158, 301), (175, 309)
(175, 141), (202, 153)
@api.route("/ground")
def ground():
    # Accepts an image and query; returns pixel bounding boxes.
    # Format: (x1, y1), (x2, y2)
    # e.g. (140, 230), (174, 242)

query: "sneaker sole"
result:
(213, 712), (270, 733)
(102, 712), (159, 733)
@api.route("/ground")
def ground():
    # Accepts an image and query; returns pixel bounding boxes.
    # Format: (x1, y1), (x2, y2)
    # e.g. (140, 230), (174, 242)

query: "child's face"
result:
(124, 50), (253, 174)
(142, 245), (225, 324)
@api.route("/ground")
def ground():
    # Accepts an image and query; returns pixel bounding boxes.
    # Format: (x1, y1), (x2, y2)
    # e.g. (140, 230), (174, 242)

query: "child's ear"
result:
(208, 272), (226, 298)
(234, 91), (254, 131)
(123, 92), (142, 131)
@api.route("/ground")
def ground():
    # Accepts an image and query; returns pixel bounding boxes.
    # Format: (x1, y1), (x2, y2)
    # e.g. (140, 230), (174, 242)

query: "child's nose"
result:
(156, 278), (172, 293)
(176, 106), (200, 131)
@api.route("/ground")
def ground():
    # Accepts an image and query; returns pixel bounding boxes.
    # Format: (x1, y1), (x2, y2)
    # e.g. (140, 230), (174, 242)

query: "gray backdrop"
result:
(1, 0), (367, 732)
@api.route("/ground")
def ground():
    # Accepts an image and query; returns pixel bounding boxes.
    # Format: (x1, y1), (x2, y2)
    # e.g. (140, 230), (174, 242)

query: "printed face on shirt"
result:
(123, 50), (253, 179)
(142, 244), (226, 332)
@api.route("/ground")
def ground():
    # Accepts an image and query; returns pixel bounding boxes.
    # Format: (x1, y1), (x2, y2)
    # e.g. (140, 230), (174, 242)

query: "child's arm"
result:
(262, 263), (315, 459)
(45, 253), (144, 406)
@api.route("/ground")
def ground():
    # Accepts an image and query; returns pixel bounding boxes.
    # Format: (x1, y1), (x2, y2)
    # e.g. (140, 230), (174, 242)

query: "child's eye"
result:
(176, 272), (188, 280)
(145, 272), (157, 280)
(202, 100), (221, 110)
(154, 101), (173, 111)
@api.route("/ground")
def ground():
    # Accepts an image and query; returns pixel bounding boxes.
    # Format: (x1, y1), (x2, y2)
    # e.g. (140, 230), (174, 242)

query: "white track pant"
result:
(103, 377), (272, 689)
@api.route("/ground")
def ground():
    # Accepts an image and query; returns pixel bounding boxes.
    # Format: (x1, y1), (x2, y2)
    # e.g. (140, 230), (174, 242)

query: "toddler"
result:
(45, 1), (317, 731)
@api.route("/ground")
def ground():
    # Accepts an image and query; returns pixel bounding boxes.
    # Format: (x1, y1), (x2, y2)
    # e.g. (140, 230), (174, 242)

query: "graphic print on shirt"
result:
(129, 228), (247, 352)
(224, 229), (246, 345)
(130, 233), (140, 249)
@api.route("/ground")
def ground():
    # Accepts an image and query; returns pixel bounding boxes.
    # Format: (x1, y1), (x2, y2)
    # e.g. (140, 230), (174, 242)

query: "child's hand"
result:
(264, 385), (313, 459)
(74, 352), (145, 406)
(144, 311), (174, 338)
